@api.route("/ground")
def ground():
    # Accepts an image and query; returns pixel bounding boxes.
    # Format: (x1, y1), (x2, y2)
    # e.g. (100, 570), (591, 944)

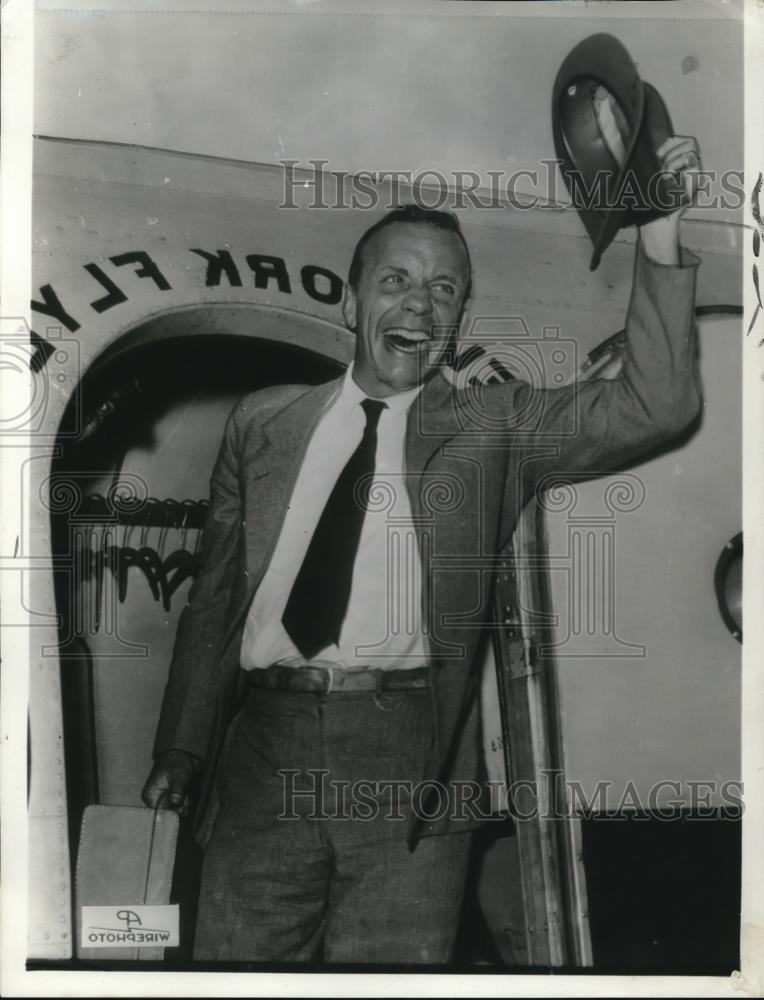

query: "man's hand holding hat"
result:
(640, 134), (702, 265)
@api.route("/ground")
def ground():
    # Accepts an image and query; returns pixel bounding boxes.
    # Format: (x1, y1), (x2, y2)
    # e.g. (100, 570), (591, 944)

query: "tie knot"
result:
(360, 398), (387, 429)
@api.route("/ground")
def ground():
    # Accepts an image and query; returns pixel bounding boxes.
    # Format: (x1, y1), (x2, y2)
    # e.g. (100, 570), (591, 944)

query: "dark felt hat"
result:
(552, 33), (683, 270)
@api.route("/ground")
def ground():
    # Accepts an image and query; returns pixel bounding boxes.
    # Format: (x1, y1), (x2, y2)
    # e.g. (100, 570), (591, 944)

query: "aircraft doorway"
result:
(50, 323), (345, 958)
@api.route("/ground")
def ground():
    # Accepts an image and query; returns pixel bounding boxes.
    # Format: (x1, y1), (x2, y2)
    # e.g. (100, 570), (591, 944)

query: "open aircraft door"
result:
(26, 134), (743, 969)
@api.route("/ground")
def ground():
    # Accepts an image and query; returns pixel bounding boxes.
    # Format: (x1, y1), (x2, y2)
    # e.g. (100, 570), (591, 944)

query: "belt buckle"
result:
(323, 667), (377, 694)
(325, 667), (335, 696)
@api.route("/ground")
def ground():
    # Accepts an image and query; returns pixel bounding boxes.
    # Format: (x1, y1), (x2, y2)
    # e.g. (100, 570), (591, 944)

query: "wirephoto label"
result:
(80, 905), (179, 949)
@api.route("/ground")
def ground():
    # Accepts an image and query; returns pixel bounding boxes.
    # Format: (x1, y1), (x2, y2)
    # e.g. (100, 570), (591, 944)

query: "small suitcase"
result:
(75, 804), (179, 961)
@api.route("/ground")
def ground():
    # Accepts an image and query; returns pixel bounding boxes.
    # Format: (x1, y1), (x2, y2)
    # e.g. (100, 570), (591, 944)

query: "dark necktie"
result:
(282, 397), (387, 660)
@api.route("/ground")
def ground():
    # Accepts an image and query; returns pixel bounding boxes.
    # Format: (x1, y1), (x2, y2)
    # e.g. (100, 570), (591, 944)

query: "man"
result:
(143, 135), (702, 964)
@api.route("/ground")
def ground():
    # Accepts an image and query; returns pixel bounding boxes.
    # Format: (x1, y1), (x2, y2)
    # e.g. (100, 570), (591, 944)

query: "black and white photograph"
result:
(1, 0), (763, 994)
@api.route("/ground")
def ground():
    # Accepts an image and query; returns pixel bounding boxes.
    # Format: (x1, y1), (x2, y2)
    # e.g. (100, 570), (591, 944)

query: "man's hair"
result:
(347, 204), (472, 299)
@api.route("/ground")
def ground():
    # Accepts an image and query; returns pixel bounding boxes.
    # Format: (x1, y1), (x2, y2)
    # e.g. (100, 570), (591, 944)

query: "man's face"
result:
(343, 222), (470, 397)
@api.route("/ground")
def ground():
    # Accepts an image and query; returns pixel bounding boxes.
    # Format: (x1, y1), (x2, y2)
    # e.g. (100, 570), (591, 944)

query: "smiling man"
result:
(344, 210), (470, 397)
(143, 140), (702, 965)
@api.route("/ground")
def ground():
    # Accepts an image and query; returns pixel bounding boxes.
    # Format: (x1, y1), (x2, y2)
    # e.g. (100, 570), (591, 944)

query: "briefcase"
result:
(75, 804), (179, 961)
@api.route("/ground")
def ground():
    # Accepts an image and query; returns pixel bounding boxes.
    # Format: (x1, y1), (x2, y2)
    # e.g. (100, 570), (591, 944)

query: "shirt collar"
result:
(341, 361), (424, 416)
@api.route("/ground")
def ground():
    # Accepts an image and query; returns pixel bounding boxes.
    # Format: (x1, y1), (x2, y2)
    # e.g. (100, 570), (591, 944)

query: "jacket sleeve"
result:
(496, 240), (703, 503)
(152, 399), (245, 761)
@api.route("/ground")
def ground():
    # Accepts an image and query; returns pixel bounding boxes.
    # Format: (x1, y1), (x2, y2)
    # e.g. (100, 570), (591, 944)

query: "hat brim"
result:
(552, 34), (676, 270)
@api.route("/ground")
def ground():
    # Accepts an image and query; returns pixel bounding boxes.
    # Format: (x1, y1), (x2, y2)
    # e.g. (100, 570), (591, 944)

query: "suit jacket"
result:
(154, 246), (701, 849)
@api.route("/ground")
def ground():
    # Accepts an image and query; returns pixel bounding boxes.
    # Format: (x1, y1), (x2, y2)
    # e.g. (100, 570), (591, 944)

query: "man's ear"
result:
(342, 283), (357, 331)
(458, 296), (471, 337)
(455, 298), (471, 349)
(446, 301), (470, 371)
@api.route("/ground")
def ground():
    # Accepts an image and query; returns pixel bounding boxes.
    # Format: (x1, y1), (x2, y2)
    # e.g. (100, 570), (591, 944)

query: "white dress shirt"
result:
(240, 364), (428, 671)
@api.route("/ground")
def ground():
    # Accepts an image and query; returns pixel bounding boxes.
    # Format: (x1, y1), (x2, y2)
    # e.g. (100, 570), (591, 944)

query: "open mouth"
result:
(384, 328), (431, 354)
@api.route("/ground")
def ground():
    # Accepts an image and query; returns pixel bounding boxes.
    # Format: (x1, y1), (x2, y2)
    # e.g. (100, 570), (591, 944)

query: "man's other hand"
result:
(141, 749), (199, 815)
(640, 134), (701, 265)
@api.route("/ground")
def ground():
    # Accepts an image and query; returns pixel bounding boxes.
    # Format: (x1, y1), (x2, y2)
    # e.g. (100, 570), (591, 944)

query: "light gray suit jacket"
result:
(154, 246), (701, 848)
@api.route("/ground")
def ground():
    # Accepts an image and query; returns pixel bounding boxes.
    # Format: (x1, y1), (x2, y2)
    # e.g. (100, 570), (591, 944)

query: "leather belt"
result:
(249, 664), (430, 695)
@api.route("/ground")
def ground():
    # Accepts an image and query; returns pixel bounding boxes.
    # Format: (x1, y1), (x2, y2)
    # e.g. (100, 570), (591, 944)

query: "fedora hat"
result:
(552, 33), (684, 270)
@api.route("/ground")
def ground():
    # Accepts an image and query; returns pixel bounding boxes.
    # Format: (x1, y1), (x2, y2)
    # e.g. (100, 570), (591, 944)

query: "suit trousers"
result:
(193, 683), (474, 964)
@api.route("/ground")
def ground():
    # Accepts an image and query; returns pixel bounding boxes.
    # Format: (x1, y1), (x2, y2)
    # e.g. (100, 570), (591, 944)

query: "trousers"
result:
(193, 684), (474, 964)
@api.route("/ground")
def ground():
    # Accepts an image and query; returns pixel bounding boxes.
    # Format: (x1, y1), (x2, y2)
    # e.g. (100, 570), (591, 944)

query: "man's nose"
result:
(402, 285), (433, 315)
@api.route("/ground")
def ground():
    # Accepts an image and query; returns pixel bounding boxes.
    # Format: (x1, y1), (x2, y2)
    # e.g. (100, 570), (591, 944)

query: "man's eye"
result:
(433, 283), (455, 296)
(382, 274), (403, 284)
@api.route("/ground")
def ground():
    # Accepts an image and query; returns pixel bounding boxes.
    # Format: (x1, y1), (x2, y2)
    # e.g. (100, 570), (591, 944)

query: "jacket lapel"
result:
(242, 378), (342, 587)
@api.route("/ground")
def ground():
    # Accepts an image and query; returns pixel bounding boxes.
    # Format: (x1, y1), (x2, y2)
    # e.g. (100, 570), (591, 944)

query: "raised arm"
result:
(495, 136), (704, 497)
